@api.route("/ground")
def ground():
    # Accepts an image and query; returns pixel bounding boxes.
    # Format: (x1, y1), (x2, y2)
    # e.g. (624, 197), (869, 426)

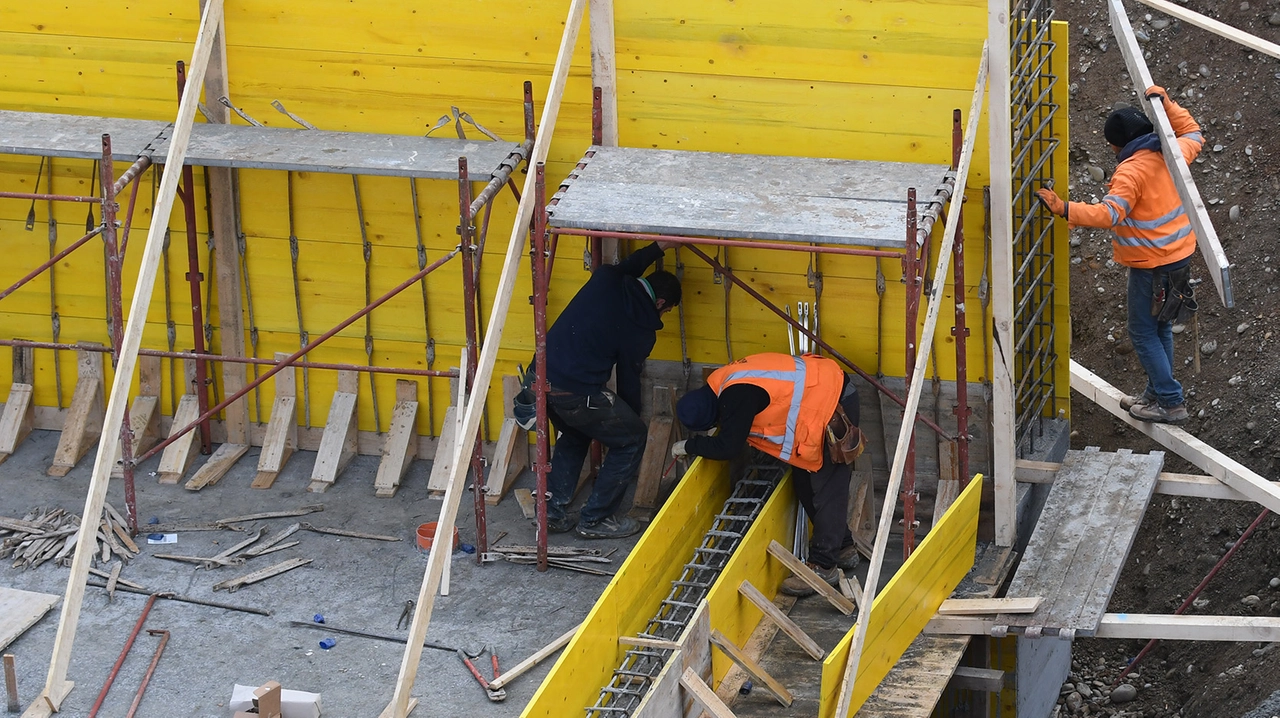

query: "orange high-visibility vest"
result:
(706, 353), (844, 471)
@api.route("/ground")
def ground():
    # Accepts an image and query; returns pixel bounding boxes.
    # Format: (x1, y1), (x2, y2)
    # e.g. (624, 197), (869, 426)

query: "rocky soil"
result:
(1056, 0), (1280, 716)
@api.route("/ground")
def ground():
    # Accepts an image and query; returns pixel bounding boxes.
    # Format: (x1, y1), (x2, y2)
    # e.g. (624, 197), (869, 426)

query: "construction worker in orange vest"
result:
(1036, 85), (1202, 425)
(672, 353), (865, 596)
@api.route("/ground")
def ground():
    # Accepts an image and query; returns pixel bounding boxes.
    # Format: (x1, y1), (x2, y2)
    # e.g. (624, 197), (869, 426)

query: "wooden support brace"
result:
(486, 623), (579, 691)
(308, 370), (358, 493)
(0, 347), (35, 466)
(709, 629), (792, 707)
(679, 667), (738, 718)
(157, 359), (200, 484)
(838, 570), (864, 608)
(619, 635), (681, 651)
(738, 580), (825, 660)
(766, 540), (855, 616)
(632, 398), (675, 509)
(484, 376), (528, 505)
(935, 440), (962, 519)
(110, 356), (162, 478)
(937, 597), (1042, 615)
(374, 380), (419, 498)
(184, 442), (249, 491)
(253, 353), (298, 489)
(48, 346), (104, 476)
(846, 452), (876, 556)
(426, 404), (458, 494)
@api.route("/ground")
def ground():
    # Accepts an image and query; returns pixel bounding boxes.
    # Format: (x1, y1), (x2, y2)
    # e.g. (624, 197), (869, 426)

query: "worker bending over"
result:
(1037, 85), (1202, 425)
(538, 241), (681, 539)
(673, 353), (865, 596)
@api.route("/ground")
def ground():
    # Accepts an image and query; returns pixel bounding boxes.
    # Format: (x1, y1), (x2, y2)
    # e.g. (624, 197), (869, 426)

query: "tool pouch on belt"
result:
(825, 404), (866, 465)
(1153, 265), (1198, 324)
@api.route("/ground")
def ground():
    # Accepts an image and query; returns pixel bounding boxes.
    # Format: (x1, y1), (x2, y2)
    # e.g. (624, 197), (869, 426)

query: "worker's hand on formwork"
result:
(1035, 188), (1067, 218)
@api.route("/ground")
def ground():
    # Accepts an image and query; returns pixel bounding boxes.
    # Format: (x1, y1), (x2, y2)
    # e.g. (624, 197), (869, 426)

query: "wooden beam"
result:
(485, 623), (580, 691)
(1109, 0), (1232, 307)
(47, 347), (104, 477)
(1016, 458), (1275, 501)
(618, 635), (681, 651)
(1071, 360), (1280, 513)
(484, 376), (528, 505)
(679, 667), (738, 718)
(1131, 0), (1280, 60)
(709, 629), (793, 707)
(252, 353), (297, 489)
(1098, 613), (1280, 642)
(588, 0), (619, 147)
(24, 1), (224, 713)
(308, 370), (358, 493)
(988, 0), (1017, 550)
(738, 580), (825, 660)
(937, 597), (1042, 616)
(835, 44), (988, 718)
(631, 415), (674, 510)
(374, 380), (419, 498)
(1, 346), (35, 466)
(381, 0), (587, 711)
(156, 393), (199, 484)
(766, 540), (855, 616)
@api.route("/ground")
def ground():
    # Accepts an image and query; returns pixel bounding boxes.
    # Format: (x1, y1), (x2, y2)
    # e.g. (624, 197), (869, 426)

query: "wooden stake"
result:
(47, 347), (104, 477)
(252, 353), (297, 489)
(374, 380), (419, 498)
(381, 1), (586, 712)
(308, 370), (358, 493)
(4, 654), (17, 713)
(835, 45), (988, 717)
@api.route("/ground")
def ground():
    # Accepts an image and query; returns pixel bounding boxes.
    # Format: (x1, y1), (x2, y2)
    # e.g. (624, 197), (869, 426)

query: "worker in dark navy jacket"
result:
(539, 241), (681, 539)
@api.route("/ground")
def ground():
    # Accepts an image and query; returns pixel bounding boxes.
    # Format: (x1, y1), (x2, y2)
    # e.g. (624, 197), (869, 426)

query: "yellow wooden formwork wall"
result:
(1049, 20), (1073, 420)
(521, 454), (732, 716)
(0, 1), (1071, 441)
(818, 475), (983, 717)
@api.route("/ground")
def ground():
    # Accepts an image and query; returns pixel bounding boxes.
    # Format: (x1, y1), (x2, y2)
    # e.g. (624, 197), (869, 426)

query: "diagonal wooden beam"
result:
(379, 1), (587, 716)
(1131, 0), (1280, 60)
(1108, 0), (1233, 308)
(834, 43), (989, 718)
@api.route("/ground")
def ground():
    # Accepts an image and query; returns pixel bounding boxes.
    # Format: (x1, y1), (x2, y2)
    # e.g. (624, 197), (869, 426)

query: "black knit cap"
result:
(1104, 106), (1154, 148)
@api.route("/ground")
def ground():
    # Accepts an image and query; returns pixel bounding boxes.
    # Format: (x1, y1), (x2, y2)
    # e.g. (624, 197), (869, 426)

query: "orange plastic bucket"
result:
(416, 522), (460, 552)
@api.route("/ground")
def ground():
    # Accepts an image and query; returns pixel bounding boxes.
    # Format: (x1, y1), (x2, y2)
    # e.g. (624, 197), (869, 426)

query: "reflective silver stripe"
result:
(1120, 204), (1186, 230)
(1103, 193), (1132, 215)
(724, 356), (807, 461)
(1182, 131), (1204, 143)
(1114, 223), (1192, 249)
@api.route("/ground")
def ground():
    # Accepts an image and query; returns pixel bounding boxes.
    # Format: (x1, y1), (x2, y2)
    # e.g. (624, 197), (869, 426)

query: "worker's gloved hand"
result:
(1035, 188), (1068, 219)
(1145, 85), (1169, 103)
(671, 440), (688, 457)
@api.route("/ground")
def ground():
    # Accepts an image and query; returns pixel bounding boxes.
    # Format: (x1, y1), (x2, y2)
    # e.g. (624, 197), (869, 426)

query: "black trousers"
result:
(792, 376), (861, 569)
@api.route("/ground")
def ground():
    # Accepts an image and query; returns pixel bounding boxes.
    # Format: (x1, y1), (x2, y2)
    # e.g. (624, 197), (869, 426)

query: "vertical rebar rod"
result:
(902, 188), (919, 558)
(176, 61), (213, 454)
(532, 162), (551, 573)
(459, 157), (488, 561)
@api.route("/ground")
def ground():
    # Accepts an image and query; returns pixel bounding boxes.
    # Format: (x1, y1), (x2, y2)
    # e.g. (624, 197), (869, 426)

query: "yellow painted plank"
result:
(818, 474), (983, 717)
(522, 455), (732, 717)
(1050, 21), (1072, 420)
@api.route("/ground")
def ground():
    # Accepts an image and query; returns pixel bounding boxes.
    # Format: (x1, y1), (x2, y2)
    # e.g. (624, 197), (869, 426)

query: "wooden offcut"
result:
(184, 442), (249, 491)
(483, 376), (528, 505)
(937, 597), (1042, 616)
(308, 370), (359, 493)
(374, 379), (419, 498)
(0, 346), (35, 466)
(738, 580), (825, 660)
(47, 347), (104, 476)
(253, 353), (298, 489)
(709, 629), (792, 707)
(0, 587), (60, 652)
(766, 540), (855, 616)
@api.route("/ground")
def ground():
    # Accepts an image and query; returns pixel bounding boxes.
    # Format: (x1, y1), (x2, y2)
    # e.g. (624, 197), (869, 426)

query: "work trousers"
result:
(791, 376), (861, 570)
(545, 389), (648, 525)
(1128, 267), (1184, 407)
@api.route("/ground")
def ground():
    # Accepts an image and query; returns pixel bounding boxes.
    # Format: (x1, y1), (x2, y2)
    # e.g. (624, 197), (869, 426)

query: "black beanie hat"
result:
(677, 385), (719, 432)
(1104, 106), (1154, 148)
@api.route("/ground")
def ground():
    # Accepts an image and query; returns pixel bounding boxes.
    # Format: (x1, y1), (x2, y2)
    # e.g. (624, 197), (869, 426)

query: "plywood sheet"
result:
(0, 586), (60, 651)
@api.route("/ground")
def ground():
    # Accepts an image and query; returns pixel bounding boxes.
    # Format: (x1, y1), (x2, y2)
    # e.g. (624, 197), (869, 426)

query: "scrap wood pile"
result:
(1, 503), (138, 570)
(483, 545), (615, 576)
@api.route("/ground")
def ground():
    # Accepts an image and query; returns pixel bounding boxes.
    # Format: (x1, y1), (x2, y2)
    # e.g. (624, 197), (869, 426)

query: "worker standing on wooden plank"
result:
(534, 241), (682, 539)
(1036, 85), (1203, 425)
(672, 353), (866, 596)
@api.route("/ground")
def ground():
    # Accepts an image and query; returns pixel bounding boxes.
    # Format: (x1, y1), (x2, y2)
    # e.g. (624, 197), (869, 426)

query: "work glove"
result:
(1035, 188), (1068, 219)
(671, 440), (688, 458)
(1145, 85), (1169, 103)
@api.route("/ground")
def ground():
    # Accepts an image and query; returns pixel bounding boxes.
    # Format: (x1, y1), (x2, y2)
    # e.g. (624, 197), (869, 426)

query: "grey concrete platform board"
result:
(546, 146), (951, 248)
(0, 110), (524, 179)
(997, 447), (1165, 637)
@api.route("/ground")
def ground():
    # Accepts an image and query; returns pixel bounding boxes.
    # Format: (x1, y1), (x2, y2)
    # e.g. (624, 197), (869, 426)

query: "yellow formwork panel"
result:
(1050, 20), (1073, 420)
(521, 455), (732, 717)
(819, 475), (983, 717)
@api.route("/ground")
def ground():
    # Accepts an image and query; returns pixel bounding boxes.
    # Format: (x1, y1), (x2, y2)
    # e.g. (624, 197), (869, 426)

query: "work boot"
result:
(1120, 390), (1155, 411)
(780, 563), (840, 597)
(1128, 402), (1189, 425)
(576, 515), (642, 539)
(837, 544), (862, 572)
(546, 512), (578, 534)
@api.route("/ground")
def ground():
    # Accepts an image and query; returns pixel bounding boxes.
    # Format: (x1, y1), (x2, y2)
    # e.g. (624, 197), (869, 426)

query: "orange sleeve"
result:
(1066, 164), (1142, 229)
(1164, 98), (1204, 163)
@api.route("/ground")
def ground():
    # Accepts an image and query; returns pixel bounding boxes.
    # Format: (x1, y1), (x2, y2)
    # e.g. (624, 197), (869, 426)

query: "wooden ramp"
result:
(996, 447), (1164, 638)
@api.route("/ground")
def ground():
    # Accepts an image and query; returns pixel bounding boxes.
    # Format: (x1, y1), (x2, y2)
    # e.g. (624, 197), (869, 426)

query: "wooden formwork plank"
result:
(253, 354), (299, 489)
(308, 370), (359, 493)
(47, 347), (104, 477)
(0, 587), (59, 653)
(374, 380), (419, 498)
(156, 395), (200, 484)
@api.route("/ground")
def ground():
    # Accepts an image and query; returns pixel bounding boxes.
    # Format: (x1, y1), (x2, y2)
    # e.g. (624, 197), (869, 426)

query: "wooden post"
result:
(484, 375), (528, 505)
(381, 1), (586, 714)
(630, 385), (675, 518)
(834, 46), (988, 718)
(374, 379), (419, 498)
(308, 370), (358, 493)
(0, 347), (35, 466)
(156, 359), (200, 484)
(987, 0), (1018, 550)
(252, 353), (298, 489)
(24, 2), (224, 713)
(47, 346), (104, 477)
(588, 0), (619, 147)
(110, 356), (161, 478)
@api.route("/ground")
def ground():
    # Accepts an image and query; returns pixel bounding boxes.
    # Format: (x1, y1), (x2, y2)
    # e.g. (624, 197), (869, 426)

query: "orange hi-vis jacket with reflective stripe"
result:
(706, 353), (843, 472)
(1069, 98), (1204, 268)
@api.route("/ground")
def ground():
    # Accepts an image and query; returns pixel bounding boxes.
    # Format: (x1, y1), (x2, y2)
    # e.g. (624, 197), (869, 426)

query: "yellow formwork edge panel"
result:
(1050, 20), (1073, 420)
(818, 474), (984, 717)
(522, 456), (732, 717)
(702, 472), (795, 685)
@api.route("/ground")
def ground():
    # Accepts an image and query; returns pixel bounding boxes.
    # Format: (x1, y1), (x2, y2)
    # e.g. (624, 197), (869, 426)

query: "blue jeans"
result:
(1128, 267), (1184, 407)
(546, 389), (647, 525)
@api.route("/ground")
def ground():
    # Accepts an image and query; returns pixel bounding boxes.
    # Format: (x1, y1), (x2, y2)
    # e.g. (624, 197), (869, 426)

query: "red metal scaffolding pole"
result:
(950, 108), (972, 487)
(902, 189), (920, 558)
(176, 60), (213, 455)
(459, 156), (489, 561)
(531, 162), (551, 573)
(0, 224), (104, 301)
